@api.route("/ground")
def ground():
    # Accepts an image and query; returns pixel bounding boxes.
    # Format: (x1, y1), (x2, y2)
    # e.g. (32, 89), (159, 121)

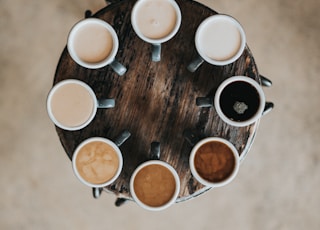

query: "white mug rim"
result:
(131, 0), (182, 44)
(67, 18), (119, 69)
(72, 137), (123, 188)
(46, 79), (98, 131)
(195, 14), (246, 66)
(189, 137), (240, 188)
(214, 76), (266, 127)
(130, 160), (180, 211)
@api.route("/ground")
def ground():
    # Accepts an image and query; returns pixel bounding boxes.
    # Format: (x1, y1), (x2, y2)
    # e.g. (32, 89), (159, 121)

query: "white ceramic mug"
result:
(214, 76), (266, 127)
(131, 0), (182, 62)
(72, 131), (131, 188)
(67, 18), (127, 75)
(130, 160), (180, 211)
(47, 79), (115, 131)
(189, 137), (240, 188)
(188, 14), (246, 72)
(196, 76), (266, 127)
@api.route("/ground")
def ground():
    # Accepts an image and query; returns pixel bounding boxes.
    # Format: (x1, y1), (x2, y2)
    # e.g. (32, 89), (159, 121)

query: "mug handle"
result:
(97, 99), (115, 108)
(196, 97), (213, 107)
(150, 142), (161, 160)
(92, 130), (131, 200)
(187, 55), (204, 72)
(110, 59), (127, 76)
(152, 44), (161, 62)
(262, 102), (274, 116)
(114, 130), (131, 147)
(92, 187), (103, 199)
(260, 75), (272, 87)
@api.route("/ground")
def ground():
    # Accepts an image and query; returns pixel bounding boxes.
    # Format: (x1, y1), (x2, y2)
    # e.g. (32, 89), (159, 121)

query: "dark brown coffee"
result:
(194, 141), (235, 182)
(219, 81), (260, 122)
(133, 164), (176, 207)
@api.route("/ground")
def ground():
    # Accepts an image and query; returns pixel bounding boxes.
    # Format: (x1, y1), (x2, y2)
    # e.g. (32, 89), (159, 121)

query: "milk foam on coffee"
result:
(50, 83), (94, 128)
(73, 23), (113, 63)
(199, 18), (241, 61)
(135, 0), (177, 39)
(76, 141), (119, 184)
(133, 164), (176, 207)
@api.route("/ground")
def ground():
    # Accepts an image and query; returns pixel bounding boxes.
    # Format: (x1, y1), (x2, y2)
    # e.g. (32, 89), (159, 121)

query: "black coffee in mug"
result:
(219, 81), (260, 122)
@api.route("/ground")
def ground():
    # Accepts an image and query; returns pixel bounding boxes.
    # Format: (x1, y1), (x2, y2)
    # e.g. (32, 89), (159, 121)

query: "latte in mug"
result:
(133, 0), (178, 40)
(67, 18), (127, 75)
(72, 137), (123, 187)
(195, 14), (246, 66)
(130, 160), (180, 211)
(188, 14), (246, 72)
(131, 0), (181, 61)
(47, 80), (97, 131)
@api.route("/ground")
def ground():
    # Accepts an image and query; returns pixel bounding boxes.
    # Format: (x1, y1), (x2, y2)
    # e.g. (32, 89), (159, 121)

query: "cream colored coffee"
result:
(73, 23), (113, 63)
(135, 0), (177, 39)
(50, 83), (94, 128)
(199, 19), (241, 61)
(76, 141), (119, 184)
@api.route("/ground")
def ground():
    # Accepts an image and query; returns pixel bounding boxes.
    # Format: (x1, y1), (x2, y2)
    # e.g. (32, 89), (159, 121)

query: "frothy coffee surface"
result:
(194, 141), (235, 182)
(73, 23), (113, 63)
(50, 83), (94, 128)
(76, 141), (119, 184)
(136, 0), (177, 39)
(199, 19), (241, 61)
(133, 164), (176, 207)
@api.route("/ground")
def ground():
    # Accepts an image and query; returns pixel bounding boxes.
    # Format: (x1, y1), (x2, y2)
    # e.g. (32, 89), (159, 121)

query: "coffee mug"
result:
(187, 14), (246, 72)
(47, 79), (115, 131)
(131, 0), (182, 62)
(72, 130), (131, 188)
(67, 18), (127, 75)
(130, 142), (180, 211)
(189, 137), (240, 188)
(197, 76), (266, 127)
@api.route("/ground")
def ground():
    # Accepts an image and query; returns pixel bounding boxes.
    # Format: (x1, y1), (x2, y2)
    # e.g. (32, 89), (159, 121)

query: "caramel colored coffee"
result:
(73, 23), (113, 63)
(194, 141), (235, 182)
(133, 164), (176, 207)
(50, 83), (95, 128)
(135, 0), (177, 39)
(76, 141), (119, 184)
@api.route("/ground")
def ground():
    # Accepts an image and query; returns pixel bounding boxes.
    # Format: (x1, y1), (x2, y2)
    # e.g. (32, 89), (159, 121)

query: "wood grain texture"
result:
(53, 0), (260, 202)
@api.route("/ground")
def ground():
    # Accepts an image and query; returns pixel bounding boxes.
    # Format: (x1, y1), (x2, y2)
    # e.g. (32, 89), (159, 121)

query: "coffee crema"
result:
(73, 23), (113, 63)
(219, 81), (260, 122)
(199, 19), (241, 61)
(133, 164), (176, 207)
(135, 0), (177, 39)
(194, 141), (235, 182)
(76, 141), (119, 184)
(50, 83), (94, 128)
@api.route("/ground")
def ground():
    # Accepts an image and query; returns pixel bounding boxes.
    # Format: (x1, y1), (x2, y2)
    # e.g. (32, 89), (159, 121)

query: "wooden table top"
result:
(53, 0), (261, 204)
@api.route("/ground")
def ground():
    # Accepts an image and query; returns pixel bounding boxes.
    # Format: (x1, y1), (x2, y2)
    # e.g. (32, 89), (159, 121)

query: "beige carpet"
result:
(1, 0), (319, 229)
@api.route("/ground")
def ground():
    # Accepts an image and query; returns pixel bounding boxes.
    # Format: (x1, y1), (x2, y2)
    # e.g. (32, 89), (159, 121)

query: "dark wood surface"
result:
(53, 0), (261, 202)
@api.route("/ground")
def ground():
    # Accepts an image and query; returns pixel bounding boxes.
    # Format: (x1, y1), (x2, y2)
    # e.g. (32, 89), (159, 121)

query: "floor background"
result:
(1, 0), (319, 229)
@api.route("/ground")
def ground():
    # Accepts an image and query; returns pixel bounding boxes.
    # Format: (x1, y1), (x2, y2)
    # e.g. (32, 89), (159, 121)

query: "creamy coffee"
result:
(194, 141), (235, 182)
(73, 23), (114, 63)
(133, 164), (176, 207)
(50, 82), (95, 128)
(75, 141), (119, 184)
(135, 0), (177, 39)
(198, 19), (241, 61)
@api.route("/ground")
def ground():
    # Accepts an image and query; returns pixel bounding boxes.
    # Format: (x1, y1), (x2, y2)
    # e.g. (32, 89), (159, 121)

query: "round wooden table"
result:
(53, 0), (262, 205)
